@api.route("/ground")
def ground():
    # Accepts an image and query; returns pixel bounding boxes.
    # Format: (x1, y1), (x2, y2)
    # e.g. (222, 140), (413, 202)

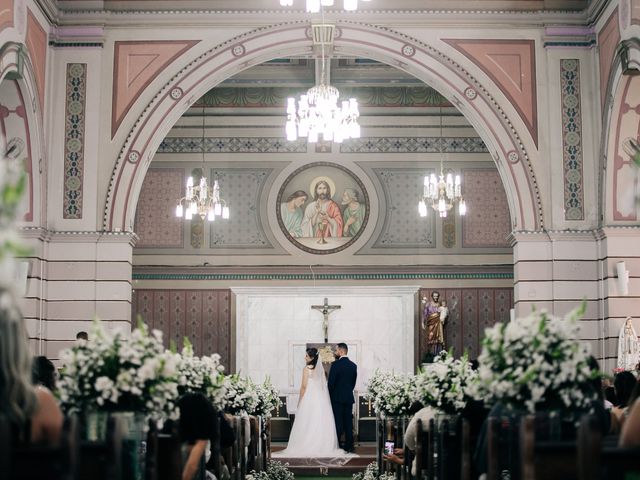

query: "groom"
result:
(328, 342), (358, 453)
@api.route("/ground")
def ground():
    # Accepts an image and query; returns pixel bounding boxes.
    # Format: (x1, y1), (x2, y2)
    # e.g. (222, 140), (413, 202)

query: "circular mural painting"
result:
(276, 162), (370, 254)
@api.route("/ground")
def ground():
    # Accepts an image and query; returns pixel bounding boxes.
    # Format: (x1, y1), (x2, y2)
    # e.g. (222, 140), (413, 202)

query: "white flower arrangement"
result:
(176, 338), (226, 408)
(476, 304), (598, 417)
(246, 460), (294, 480)
(414, 351), (479, 415)
(58, 320), (180, 423)
(249, 377), (281, 418)
(352, 462), (395, 480)
(365, 370), (416, 417)
(222, 374), (259, 415)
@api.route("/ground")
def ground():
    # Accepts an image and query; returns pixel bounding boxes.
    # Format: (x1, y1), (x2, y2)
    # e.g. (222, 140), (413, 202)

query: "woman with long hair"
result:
(0, 287), (62, 444)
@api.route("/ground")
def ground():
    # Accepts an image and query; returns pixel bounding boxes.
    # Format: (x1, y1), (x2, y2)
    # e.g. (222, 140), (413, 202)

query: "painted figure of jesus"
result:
(301, 179), (343, 239)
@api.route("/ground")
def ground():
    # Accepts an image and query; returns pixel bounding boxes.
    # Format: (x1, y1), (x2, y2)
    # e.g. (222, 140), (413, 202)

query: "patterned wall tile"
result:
(197, 86), (448, 108)
(135, 168), (184, 248)
(560, 59), (584, 220)
(134, 289), (232, 368)
(461, 170), (511, 247)
(420, 288), (513, 362)
(372, 169), (435, 248)
(63, 63), (87, 219)
(341, 137), (488, 154)
(442, 215), (456, 248)
(158, 137), (307, 153)
(208, 169), (273, 248)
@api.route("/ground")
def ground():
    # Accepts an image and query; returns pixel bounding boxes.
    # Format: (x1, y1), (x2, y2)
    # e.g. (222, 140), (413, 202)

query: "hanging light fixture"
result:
(175, 105), (230, 222)
(285, 23), (360, 144)
(418, 108), (467, 219)
(279, 0), (371, 12)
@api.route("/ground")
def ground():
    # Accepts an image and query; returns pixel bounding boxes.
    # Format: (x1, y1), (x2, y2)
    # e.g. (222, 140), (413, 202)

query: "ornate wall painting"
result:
(276, 162), (370, 254)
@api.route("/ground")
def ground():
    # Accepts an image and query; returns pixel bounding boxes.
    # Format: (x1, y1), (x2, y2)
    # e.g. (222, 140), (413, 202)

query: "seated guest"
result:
(32, 356), (57, 392)
(384, 401), (436, 475)
(604, 386), (617, 409)
(0, 287), (63, 445)
(75, 331), (88, 342)
(620, 382), (640, 447)
(611, 371), (638, 432)
(178, 392), (216, 480)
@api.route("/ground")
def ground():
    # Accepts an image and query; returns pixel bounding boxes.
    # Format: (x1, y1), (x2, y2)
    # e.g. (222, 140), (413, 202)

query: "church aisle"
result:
(270, 444), (375, 476)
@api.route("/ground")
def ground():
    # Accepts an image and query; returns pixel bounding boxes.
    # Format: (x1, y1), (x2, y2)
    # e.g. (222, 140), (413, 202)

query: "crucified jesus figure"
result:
(311, 298), (341, 343)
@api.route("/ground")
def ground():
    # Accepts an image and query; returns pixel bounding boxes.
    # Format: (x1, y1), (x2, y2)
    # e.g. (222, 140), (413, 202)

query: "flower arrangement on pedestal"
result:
(476, 304), (599, 418)
(414, 351), (479, 415)
(250, 378), (282, 418)
(365, 370), (416, 417)
(222, 374), (260, 415)
(58, 320), (180, 423)
(176, 338), (226, 408)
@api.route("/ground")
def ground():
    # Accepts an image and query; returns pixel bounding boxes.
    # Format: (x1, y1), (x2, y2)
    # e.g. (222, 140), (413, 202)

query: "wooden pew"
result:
(412, 416), (471, 480)
(79, 414), (124, 480)
(144, 420), (159, 480)
(247, 415), (260, 472)
(0, 414), (80, 480)
(437, 416), (471, 480)
(156, 421), (181, 480)
(519, 415), (578, 480)
(487, 416), (520, 480)
(578, 415), (640, 480)
(413, 418), (430, 480)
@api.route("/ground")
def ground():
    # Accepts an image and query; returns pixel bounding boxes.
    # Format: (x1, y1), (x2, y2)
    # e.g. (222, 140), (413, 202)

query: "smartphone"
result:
(384, 441), (395, 455)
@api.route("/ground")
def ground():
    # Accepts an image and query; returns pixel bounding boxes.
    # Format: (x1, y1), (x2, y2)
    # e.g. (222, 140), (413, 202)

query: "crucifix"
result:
(311, 297), (342, 343)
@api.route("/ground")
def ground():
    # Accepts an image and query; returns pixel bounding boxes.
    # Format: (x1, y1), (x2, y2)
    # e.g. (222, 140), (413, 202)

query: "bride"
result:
(272, 348), (356, 461)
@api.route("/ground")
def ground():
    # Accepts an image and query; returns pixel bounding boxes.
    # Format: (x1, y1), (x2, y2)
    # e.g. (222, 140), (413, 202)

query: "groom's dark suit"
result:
(327, 356), (357, 452)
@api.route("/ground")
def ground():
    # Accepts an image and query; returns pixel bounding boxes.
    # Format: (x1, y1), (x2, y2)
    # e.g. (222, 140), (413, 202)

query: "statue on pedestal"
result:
(617, 316), (640, 372)
(422, 291), (447, 355)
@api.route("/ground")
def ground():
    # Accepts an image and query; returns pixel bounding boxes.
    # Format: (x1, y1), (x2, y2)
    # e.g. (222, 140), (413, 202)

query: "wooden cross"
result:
(311, 297), (342, 343)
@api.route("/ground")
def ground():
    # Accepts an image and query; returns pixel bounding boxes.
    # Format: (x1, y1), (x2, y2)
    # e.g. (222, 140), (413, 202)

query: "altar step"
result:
(270, 445), (375, 476)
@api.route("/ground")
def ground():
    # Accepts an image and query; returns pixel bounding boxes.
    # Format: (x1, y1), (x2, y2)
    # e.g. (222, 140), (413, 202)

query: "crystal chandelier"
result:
(175, 106), (230, 222)
(285, 24), (360, 143)
(418, 110), (467, 218)
(279, 0), (371, 12)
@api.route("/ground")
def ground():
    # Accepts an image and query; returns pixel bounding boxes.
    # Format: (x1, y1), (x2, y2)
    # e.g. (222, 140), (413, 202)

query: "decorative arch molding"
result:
(600, 38), (640, 224)
(103, 21), (543, 233)
(0, 41), (46, 225)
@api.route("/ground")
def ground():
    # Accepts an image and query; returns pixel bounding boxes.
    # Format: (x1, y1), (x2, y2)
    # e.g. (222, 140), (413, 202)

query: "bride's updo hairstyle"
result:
(306, 348), (319, 369)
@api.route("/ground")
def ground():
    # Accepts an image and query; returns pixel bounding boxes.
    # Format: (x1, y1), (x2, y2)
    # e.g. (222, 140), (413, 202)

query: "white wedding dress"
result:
(272, 365), (356, 465)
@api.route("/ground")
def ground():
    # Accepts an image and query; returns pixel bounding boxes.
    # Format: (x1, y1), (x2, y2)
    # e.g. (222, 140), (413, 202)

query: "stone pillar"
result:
(512, 231), (602, 361)
(597, 227), (640, 372)
(19, 228), (136, 361)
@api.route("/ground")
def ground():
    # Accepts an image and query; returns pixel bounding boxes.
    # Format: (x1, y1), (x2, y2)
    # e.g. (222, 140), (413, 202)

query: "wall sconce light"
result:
(616, 261), (630, 296)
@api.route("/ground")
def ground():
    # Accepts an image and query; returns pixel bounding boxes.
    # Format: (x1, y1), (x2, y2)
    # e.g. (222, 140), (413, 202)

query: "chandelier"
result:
(285, 24), (360, 143)
(418, 110), (467, 218)
(175, 106), (230, 222)
(279, 0), (371, 12)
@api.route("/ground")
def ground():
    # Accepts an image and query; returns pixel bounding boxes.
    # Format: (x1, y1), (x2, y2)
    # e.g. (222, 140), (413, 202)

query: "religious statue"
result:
(311, 297), (341, 343)
(617, 316), (640, 371)
(422, 291), (446, 355)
